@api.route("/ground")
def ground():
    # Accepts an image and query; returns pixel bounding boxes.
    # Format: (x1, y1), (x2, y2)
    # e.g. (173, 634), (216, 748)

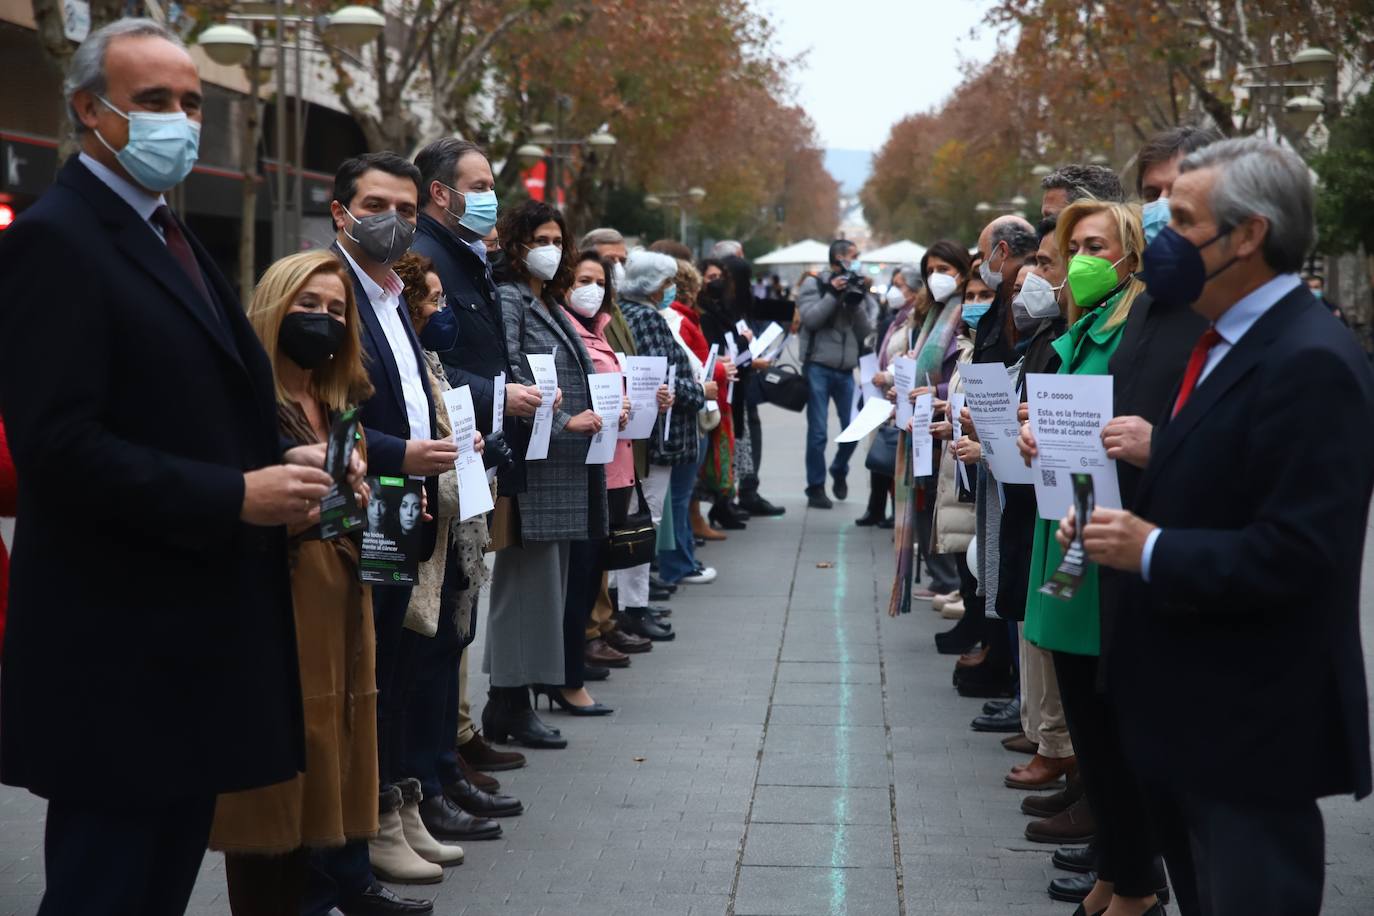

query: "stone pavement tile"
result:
(768, 702), (887, 727)
(779, 638), (881, 663)
(741, 823), (894, 868)
(733, 865), (899, 915)
(774, 661), (882, 684)
(757, 751), (891, 789)
(760, 724), (888, 755)
(749, 785), (892, 826)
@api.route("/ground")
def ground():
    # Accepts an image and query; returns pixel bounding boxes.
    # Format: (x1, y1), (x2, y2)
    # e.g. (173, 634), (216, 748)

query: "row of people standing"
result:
(876, 126), (1374, 916)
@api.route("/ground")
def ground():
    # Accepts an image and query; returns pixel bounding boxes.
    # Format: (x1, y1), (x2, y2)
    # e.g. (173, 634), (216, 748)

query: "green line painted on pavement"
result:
(829, 523), (851, 915)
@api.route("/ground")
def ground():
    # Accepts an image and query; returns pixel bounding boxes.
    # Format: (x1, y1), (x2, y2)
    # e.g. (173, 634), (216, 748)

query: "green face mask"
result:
(1066, 253), (1129, 310)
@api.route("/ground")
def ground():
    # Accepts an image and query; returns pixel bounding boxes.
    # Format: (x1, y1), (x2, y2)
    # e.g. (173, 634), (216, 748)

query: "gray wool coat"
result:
(499, 281), (608, 543)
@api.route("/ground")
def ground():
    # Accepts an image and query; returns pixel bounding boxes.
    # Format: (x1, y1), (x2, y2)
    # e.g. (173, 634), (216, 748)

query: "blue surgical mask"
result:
(419, 305), (459, 352)
(1142, 197), (1171, 245)
(660, 284), (678, 308)
(95, 97), (200, 192)
(444, 184), (498, 237)
(962, 300), (992, 328)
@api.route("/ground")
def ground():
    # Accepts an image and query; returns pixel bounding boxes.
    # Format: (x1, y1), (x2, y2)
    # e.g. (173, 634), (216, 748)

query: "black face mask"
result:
(704, 278), (727, 299)
(280, 312), (346, 369)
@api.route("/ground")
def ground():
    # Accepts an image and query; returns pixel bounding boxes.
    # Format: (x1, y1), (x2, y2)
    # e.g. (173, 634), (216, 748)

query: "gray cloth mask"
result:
(344, 207), (416, 264)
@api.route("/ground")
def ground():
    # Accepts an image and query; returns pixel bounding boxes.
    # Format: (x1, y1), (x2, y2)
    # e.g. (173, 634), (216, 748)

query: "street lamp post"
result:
(516, 100), (617, 215)
(1242, 46), (1340, 156)
(199, 4), (384, 262)
(645, 187), (707, 246)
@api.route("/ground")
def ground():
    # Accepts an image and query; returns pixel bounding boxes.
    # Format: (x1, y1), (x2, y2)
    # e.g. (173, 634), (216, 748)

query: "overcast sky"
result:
(757, 0), (1004, 152)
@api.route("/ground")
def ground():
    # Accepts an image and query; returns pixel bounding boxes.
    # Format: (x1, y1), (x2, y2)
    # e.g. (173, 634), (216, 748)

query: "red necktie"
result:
(1171, 327), (1223, 417)
(151, 205), (216, 319)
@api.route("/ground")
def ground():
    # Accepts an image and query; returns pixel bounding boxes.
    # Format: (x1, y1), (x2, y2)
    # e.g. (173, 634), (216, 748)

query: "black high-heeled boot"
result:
(708, 496), (748, 530)
(481, 686), (567, 749)
(954, 620), (1016, 697)
(935, 591), (985, 654)
(857, 472), (890, 526)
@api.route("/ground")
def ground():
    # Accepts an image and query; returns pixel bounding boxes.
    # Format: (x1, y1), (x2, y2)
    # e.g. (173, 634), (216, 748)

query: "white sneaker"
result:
(682, 566), (717, 584)
(940, 597), (966, 620)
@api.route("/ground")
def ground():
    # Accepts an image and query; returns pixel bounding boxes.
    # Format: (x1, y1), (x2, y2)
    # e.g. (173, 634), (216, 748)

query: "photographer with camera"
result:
(796, 239), (878, 509)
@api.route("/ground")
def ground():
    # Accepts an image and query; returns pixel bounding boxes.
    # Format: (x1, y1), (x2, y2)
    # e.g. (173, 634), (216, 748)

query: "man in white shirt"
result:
(325, 152), (460, 914)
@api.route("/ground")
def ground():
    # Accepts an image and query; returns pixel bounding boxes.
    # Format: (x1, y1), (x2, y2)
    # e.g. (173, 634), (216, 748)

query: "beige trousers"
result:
(457, 648), (475, 746)
(1019, 624), (1074, 758)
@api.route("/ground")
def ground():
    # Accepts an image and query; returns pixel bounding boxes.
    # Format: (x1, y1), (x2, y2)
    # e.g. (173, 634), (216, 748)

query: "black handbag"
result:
(759, 362), (809, 411)
(605, 481), (656, 571)
(864, 424), (899, 477)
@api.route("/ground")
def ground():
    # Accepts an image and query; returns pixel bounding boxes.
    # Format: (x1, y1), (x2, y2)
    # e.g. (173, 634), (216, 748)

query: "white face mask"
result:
(524, 244), (562, 281)
(1015, 270), (1064, 320)
(926, 272), (959, 303)
(885, 286), (906, 308)
(568, 283), (605, 317)
(979, 244), (1005, 290)
(612, 261), (626, 288)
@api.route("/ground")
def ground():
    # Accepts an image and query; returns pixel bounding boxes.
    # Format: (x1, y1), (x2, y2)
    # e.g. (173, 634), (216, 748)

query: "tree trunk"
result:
(32, 0), (127, 170)
(239, 43), (264, 299)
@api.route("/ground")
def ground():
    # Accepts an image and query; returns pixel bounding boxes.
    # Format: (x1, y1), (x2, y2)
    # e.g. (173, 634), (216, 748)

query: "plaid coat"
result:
(499, 281), (608, 542)
(618, 296), (705, 466)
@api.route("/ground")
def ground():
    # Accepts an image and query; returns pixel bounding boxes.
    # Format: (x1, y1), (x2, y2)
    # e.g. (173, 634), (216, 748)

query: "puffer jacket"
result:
(933, 332), (976, 554)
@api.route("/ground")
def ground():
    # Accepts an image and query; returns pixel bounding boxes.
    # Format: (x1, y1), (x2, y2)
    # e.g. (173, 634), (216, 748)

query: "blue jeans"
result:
(658, 459), (700, 582)
(804, 362), (857, 489)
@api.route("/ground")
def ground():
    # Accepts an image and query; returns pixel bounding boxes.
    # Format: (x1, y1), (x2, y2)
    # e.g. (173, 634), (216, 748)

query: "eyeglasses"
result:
(429, 293), (447, 310)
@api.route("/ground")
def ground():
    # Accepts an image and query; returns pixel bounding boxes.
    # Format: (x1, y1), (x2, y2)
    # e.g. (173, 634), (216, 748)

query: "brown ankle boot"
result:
(691, 499), (726, 540)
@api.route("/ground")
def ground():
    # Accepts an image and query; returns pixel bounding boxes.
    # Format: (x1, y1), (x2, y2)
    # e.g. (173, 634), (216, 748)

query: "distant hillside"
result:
(824, 148), (874, 196)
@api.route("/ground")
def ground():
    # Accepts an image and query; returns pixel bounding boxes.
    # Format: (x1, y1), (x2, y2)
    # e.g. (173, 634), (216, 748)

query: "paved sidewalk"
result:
(1, 406), (1372, 915)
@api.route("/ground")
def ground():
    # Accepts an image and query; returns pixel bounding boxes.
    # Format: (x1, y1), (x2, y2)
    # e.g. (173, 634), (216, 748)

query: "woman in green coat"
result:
(1021, 199), (1165, 916)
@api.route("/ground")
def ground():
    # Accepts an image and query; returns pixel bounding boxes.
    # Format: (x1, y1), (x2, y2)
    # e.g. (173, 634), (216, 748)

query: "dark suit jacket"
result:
(333, 243), (440, 561)
(411, 213), (508, 428)
(1112, 285), (1374, 803)
(0, 157), (303, 800)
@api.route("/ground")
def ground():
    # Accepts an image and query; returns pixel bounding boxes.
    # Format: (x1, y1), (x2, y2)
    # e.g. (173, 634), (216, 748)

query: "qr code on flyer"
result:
(983, 440), (994, 456)
(1041, 469), (1057, 487)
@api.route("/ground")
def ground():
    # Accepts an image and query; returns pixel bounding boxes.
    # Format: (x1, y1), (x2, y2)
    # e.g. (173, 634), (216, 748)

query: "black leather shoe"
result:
(739, 494), (786, 516)
(708, 501), (748, 530)
(338, 881), (434, 915)
(971, 697), (1022, 732)
(418, 794), (502, 840)
(1052, 844), (1095, 873)
(983, 698), (1014, 715)
(954, 663), (1015, 698)
(1049, 871), (1096, 904)
(649, 584), (674, 601)
(648, 573), (678, 593)
(831, 474), (848, 500)
(647, 604), (672, 618)
(444, 775), (523, 817)
(805, 486), (833, 509)
(584, 664), (610, 681)
(855, 511), (882, 526)
(624, 607), (675, 641)
(876, 515), (894, 529)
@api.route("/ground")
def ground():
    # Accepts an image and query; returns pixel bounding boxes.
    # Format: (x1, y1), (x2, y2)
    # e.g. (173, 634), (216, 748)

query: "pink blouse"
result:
(562, 305), (636, 489)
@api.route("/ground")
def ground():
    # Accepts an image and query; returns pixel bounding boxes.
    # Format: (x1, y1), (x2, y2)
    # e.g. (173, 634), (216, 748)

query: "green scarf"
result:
(912, 299), (963, 386)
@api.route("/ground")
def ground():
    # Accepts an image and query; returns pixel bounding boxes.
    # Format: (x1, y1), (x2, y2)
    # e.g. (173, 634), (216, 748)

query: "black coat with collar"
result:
(332, 243), (440, 561)
(0, 157), (303, 801)
(411, 213), (510, 431)
(1111, 285), (1374, 804)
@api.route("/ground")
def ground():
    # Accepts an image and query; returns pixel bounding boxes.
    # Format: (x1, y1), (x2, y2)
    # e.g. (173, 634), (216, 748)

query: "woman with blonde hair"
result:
(1020, 198), (1165, 916)
(210, 251), (381, 914)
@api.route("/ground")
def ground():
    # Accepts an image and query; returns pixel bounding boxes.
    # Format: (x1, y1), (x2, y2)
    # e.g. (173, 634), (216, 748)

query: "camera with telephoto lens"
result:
(838, 269), (871, 304)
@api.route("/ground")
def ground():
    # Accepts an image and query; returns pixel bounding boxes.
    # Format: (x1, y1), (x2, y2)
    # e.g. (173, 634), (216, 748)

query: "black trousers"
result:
(1052, 650), (1163, 897)
(562, 539), (606, 689)
(1146, 785), (1324, 916)
(373, 584), (419, 788)
(39, 794), (216, 916)
(225, 848), (310, 916)
(865, 470), (892, 518)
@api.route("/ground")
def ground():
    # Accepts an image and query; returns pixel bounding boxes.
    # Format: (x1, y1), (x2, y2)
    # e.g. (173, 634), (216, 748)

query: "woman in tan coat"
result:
(210, 251), (379, 914)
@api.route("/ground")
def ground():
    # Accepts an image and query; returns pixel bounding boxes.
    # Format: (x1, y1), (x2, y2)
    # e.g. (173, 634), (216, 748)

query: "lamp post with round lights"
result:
(644, 187), (708, 246)
(1240, 46), (1340, 156)
(198, 3), (384, 270)
(516, 96), (617, 219)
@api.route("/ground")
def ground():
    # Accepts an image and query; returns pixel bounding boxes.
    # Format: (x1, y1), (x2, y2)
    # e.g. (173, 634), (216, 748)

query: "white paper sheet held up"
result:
(492, 372), (506, 435)
(892, 357), (916, 432)
(441, 385), (495, 521)
(619, 355), (667, 440)
(1025, 373), (1121, 520)
(911, 390), (934, 478)
(524, 354), (558, 461)
(585, 372), (623, 464)
(836, 396), (894, 443)
(948, 391), (971, 491)
(662, 365), (676, 443)
(858, 352), (882, 401)
(748, 322), (785, 359)
(959, 362), (1033, 485)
